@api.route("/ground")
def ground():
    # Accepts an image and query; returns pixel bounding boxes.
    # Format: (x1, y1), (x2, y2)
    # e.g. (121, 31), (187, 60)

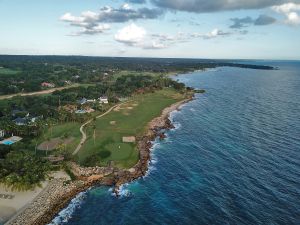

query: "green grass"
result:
(77, 88), (186, 168)
(34, 122), (82, 155)
(0, 68), (20, 75)
(111, 70), (163, 81)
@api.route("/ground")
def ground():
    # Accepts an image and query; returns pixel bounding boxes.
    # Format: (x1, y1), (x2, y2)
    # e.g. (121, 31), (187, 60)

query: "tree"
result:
(0, 151), (51, 191)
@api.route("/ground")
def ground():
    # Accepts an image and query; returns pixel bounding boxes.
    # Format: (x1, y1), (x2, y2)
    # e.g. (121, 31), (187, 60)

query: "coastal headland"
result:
(5, 93), (194, 225)
(0, 56), (275, 225)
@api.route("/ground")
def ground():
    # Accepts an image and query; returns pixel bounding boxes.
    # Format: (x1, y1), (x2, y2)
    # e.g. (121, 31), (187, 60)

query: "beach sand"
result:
(0, 183), (47, 224)
(0, 171), (69, 224)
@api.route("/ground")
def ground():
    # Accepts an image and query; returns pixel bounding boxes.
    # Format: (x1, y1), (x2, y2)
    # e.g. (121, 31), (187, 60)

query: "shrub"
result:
(99, 150), (111, 159)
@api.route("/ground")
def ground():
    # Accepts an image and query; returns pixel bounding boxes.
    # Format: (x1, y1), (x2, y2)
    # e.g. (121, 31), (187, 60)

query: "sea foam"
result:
(48, 191), (88, 225)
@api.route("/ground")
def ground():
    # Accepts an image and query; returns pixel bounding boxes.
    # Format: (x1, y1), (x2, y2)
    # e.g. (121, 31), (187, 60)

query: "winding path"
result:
(72, 103), (126, 156)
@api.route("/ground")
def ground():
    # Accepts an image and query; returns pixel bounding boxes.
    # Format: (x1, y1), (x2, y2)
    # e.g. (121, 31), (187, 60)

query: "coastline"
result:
(5, 94), (194, 225)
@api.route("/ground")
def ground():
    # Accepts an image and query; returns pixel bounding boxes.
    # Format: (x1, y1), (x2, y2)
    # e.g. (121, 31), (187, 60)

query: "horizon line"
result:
(0, 54), (299, 62)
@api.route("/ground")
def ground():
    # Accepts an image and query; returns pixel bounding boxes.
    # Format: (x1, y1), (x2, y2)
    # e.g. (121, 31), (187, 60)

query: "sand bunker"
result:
(122, 136), (136, 143)
(110, 121), (117, 125)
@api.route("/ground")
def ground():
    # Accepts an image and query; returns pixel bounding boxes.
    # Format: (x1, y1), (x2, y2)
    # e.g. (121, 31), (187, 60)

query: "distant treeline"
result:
(0, 55), (274, 95)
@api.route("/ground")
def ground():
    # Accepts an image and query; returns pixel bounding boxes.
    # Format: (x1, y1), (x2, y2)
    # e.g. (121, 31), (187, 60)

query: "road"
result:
(0, 84), (80, 100)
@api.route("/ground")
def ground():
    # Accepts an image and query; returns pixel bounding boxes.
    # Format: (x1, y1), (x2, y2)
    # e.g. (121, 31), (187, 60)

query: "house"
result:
(0, 130), (5, 138)
(14, 117), (27, 126)
(72, 75), (80, 79)
(78, 98), (87, 105)
(99, 96), (109, 104)
(64, 80), (72, 85)
(41, 82), (55, 88)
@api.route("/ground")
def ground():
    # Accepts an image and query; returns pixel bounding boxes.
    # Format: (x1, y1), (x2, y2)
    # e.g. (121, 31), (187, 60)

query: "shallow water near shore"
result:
(51, 61), (300, 225)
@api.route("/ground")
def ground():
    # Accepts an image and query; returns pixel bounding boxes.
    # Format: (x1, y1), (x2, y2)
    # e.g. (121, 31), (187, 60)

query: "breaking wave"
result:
(48, 191), (87, 225)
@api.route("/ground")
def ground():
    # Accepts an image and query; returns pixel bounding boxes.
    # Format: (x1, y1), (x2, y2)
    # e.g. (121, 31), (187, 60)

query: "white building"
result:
(0, 130), (5, 138)
(99, 96), (109, 104)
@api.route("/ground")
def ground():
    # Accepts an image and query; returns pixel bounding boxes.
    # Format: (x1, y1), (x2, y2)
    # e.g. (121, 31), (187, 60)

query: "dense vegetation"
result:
(0, 151), (51, 191)
(0, 55), (274, 95)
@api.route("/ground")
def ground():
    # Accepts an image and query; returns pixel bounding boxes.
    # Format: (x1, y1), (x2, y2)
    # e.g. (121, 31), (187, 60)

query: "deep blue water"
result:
(51, 61), (300, 225)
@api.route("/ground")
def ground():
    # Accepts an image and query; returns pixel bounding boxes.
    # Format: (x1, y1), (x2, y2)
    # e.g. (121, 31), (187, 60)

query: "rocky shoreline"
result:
(6, 95), (193, 225)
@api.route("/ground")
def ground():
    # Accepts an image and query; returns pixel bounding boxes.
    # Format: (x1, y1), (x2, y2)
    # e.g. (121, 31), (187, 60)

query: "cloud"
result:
(191, 29), (231, 39)
(60, 4), (164, 35)
(114, 23), (166, 49)
(127, 0), (147, 4)
(68, 24), (111, 36)
(254, 15), (277, 25)
(230, 15), (276, 29)
(114, 24), (248, 50)
(205, 29), (231, 38)
(61, 4), (164, 24)
(115, 23), (147, 45)
(272, 3), (300, 25)
(151, 0), (300, 13)
(272, 2), (300, 13)
(230, 16), (253, 29)
(114, 23), (191, 49)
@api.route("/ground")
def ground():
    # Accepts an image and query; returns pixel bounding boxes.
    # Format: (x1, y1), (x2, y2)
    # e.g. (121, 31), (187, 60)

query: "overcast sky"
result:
(0, 0), (299, 59)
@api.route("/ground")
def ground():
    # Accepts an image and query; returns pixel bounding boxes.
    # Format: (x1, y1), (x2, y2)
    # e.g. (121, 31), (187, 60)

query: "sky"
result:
(0, 0), (300, 60)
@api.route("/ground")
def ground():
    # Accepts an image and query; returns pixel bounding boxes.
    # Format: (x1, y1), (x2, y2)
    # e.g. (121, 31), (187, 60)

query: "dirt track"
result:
(0, 84), (80, 100)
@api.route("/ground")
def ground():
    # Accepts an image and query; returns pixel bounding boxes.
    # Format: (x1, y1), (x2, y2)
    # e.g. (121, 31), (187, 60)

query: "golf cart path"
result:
(72, 102), (127, 156)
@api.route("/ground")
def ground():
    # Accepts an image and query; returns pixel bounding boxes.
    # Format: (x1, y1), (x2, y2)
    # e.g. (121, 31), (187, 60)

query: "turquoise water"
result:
(50, 61), (300, 225)
(2, 140), (14, 145)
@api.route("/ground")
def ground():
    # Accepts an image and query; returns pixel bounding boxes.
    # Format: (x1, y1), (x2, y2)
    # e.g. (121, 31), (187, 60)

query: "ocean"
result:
(50, 61), (300, 225)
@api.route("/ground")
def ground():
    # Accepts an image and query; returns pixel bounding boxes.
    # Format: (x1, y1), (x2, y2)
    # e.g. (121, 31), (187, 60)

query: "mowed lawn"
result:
(35, 122), (82, 155)
(0, 68), (20, 75)
(77, 88), (185, 168)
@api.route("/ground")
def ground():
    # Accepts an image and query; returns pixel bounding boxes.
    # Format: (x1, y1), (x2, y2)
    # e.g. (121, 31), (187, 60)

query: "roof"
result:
(78, 98), (87, 104)
(14, 117), (27, 124)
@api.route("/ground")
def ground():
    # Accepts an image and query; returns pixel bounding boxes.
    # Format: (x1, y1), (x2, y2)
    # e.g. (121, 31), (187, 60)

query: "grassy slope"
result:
(77, 88), (186, 168)
(35, 122), (82, 155)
